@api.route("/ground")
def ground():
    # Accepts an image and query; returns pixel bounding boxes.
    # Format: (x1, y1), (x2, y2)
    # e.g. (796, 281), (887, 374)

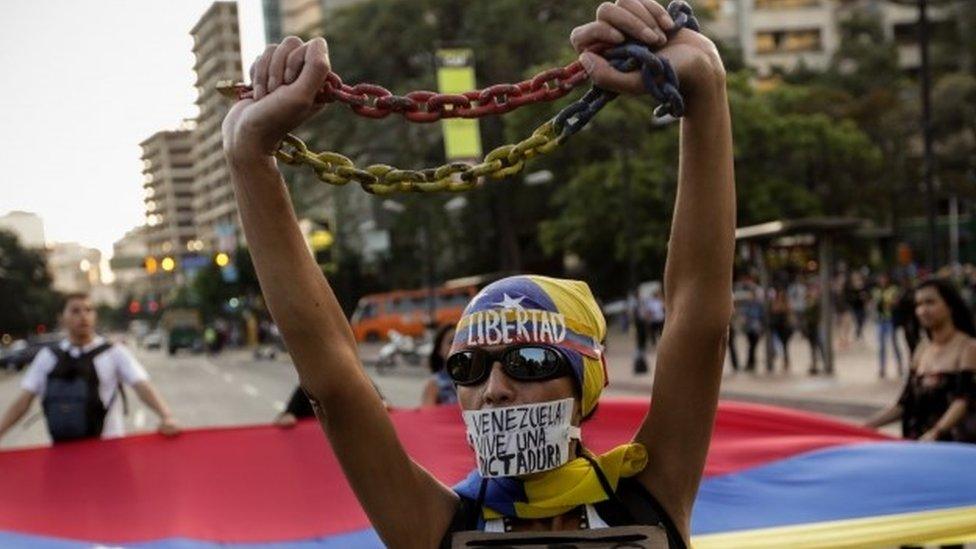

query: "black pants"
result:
(728, 326), (740, 371)
(745, 331), (761, 371)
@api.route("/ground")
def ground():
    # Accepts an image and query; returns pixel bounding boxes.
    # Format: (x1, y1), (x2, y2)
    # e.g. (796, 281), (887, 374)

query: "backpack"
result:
(42, 342), (116, 442)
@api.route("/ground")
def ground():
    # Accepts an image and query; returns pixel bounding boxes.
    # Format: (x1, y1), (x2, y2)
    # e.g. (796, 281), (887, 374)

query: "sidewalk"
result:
(602, 320), (908, 419)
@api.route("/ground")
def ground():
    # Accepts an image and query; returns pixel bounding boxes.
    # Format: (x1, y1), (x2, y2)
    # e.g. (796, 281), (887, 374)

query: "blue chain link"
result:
(553, 0), (700, 140)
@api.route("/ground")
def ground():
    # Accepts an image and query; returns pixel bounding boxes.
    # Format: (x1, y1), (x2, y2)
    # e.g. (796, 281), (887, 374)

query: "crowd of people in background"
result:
(723, 265), (976, 380)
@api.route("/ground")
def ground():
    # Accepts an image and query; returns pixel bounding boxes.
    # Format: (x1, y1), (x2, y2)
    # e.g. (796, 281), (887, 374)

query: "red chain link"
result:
(221, 60), (587, 123)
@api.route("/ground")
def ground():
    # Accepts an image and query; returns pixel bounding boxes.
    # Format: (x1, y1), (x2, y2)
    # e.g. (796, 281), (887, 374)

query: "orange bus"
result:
(350, 284), (478, 342)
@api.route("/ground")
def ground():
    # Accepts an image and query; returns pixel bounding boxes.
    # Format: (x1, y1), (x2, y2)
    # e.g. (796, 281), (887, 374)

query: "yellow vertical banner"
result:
(436, 49), (482, 161)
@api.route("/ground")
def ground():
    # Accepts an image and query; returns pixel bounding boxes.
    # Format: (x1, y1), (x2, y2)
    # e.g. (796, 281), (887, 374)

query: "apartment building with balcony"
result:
(190, 1), (244, 253)
(140, 129), (196, 260)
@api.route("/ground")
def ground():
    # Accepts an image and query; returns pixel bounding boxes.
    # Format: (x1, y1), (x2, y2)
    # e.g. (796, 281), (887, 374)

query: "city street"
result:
(0, 342), (427, 450)
(0, 322), (903, 450)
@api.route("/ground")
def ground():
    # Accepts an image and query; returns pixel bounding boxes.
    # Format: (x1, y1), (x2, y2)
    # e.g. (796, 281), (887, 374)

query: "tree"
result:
(0, 230), (61, 337)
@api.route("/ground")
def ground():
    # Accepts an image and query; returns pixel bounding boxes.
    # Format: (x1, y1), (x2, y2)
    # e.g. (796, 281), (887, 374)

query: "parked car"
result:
(0, 334), (62, 371)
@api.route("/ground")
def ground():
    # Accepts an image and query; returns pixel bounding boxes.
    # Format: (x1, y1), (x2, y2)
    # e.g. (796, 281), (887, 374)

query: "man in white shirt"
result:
(0, 293), (180, 444)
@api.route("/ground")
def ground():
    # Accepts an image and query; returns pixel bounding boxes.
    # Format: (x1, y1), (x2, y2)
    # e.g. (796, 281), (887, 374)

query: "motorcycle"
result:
(374, 329), (432, 375)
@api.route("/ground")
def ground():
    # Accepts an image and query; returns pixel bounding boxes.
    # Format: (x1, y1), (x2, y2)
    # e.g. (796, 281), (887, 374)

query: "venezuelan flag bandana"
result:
(454, 443), (649, 520)
(451, 276), (646, 521)
(450, 275), (608, 417)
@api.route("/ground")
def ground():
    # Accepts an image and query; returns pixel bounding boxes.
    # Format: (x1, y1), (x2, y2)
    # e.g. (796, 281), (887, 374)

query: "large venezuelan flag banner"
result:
(1, 399), (974, 548)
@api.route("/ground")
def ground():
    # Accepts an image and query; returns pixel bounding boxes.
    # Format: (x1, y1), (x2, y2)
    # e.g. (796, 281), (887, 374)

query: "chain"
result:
(222, 1), (699, 195)
(218, 61), (587, 123)
(273, 121), (564, 195)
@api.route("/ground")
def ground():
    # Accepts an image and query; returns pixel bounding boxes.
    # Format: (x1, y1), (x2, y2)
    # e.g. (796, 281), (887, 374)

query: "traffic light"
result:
(145, 256), (158, 274)
(161, 256), (176, 272)
(214, 252), (231, 267)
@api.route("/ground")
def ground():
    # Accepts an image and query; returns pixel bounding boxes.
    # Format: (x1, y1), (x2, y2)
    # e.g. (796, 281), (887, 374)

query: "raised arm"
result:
(572, 1), (734, 538)
(221, 37), (457, 547)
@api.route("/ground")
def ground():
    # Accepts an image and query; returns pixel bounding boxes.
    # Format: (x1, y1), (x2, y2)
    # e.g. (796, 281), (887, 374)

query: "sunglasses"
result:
(446, 345), (572, 386)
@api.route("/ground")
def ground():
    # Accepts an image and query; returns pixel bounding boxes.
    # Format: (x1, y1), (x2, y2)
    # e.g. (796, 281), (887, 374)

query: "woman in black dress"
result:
(865, 279), (976, 443)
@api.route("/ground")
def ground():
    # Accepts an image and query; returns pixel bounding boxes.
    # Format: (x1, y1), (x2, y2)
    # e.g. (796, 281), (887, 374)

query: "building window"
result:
(755, 0), (819, 9)
(755, 29), (822, 54)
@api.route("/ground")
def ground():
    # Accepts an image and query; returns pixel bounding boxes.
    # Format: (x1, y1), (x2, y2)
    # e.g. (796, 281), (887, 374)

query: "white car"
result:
(143, 330), (164, 350)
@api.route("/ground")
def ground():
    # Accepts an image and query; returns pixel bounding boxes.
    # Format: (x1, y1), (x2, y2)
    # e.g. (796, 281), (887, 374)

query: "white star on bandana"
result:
(491, 293), (526, 310)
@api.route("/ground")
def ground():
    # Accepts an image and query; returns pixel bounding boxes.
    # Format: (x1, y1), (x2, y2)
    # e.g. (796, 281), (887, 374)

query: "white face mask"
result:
(463, 398), (581, 478)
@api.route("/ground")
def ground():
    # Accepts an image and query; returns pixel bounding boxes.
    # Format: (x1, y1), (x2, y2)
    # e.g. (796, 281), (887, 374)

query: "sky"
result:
(0, 0), (266, 261)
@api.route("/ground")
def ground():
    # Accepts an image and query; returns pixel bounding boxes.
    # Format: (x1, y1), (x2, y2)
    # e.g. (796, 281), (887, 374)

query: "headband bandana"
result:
(450, 275), (608, 416)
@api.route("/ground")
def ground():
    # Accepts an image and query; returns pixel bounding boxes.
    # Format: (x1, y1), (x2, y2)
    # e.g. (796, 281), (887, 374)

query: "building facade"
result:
(0, 211), (46, 249)
(701, 0), (958, 77)
(141, 128), (197, 259)
(190, 2), (244, 253)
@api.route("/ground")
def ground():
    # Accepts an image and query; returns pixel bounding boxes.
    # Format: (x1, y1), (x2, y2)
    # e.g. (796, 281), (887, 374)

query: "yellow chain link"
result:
(272, 122), (565, 195)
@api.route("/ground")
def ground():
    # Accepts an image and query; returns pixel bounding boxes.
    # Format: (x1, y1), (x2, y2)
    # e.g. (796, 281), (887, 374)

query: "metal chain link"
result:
(218, 61), (587, 123)
(222, 1), (699, 195)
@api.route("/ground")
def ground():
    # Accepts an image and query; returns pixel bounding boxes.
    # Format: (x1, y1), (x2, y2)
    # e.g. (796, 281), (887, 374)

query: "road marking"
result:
(223, 373), (235, 383)
(134, 410), (146, 429)
(242, 384), (259, 397)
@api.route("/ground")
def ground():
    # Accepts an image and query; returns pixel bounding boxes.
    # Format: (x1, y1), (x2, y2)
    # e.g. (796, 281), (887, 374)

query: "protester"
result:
(894, 276), (921, 355)
(801, 280), (827, 375)
(273, 386), (316, 427)
(421, 325), (459, 407)
(645, 290), (666, 348)
(221, 2), (733, 544)
(830, 274), (850, 351)
(0, 293), (180, 444)
(865, 279), (976, 443)
(845, 272), (868, 341)
(631, 291), (650, 374)
(768, 285), (793, 372)
(874, 274), (905, 378)
(739, 280), (764, 372)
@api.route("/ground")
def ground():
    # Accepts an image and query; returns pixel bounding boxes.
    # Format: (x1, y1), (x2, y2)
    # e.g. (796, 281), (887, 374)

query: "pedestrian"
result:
(846, 272), (868, 341)
(0, 293), (180, 444)
(894, 276), (921, 355)
(421, 325), (459, 406)
(273, 386), (316, 428)
(768, 285), (793, 372)
(802, 280), (827, 375)
(833, 273), (854, 351)
(220, 7), (733, 545)
(874, 274), (905, 378)
(632, 291), (650, 374)
(865, 279), (976, 445)
(646, 290), (665, 348)
(740, 282), (764, 372)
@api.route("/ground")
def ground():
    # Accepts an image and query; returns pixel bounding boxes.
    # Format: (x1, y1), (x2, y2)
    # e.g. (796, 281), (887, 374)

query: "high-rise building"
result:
(703, 0), (959, 77)
(141, 128), (197, 260)
(262, 0), (368, 42)
(0, 211), (46, 249)
(190, 2), (244, 253)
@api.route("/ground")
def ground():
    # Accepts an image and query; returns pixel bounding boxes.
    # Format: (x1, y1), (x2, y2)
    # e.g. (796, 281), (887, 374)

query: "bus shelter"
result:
(735, 217), (888, 375)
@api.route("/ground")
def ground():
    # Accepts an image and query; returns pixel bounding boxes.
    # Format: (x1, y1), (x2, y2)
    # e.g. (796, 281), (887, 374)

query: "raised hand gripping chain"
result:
(218, 1), (699, 195)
